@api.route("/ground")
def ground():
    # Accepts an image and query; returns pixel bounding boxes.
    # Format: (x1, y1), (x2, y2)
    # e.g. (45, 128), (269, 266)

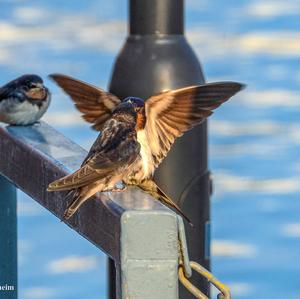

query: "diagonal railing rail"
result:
(0, 121), (180, 299)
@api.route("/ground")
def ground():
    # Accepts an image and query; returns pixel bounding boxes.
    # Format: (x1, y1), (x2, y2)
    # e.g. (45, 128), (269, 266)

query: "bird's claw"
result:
(112, 185), (127, 192)
(105, 186), (127, 192)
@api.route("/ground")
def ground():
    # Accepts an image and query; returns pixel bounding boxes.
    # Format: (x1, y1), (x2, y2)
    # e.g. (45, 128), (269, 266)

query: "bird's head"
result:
(124, 97), (145, 112)
(124, 97), (146, 130)
(112, 97), (146, 130)
(4, 74), (49, 103)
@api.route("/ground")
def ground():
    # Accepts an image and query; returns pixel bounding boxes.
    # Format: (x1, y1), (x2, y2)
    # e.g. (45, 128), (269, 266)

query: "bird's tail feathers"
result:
(139, 179), (194, 227)
(63, 189), (83, 220)
(62, 182), (104, 220)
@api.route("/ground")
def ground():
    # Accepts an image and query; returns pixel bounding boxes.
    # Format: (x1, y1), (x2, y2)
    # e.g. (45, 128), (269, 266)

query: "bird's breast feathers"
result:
(0, 94), (50, 125)
(136, 129), (155, 179)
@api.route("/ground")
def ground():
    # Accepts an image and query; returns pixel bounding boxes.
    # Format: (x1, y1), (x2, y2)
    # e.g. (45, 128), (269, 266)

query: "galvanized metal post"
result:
(108, 0), (210, 298)
(0, 175), (17, 299)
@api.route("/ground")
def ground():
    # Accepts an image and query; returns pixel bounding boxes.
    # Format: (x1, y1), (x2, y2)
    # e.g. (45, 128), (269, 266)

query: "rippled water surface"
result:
(1, 0), (300, 298)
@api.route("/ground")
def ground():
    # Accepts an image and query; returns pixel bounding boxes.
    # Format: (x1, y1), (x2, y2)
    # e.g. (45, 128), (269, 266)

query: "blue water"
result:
(1, 0), (300, 298)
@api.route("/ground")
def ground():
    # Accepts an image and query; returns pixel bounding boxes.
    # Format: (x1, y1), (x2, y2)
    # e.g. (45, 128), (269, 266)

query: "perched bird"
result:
(48, 74), (244, 223)
(0, 74), (50, 125)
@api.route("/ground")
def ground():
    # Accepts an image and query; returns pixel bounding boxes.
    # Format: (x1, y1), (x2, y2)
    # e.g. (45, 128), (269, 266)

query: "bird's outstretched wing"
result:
(49, 74), (121, 130)
(145, 82), (245, 167)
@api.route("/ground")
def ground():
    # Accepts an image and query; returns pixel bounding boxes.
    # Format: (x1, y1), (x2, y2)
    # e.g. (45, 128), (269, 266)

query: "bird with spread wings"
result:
(48, 74), (244, 224)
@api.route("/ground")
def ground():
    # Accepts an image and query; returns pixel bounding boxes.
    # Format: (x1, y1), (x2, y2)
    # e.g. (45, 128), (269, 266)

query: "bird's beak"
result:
(26, 83), (47, 100)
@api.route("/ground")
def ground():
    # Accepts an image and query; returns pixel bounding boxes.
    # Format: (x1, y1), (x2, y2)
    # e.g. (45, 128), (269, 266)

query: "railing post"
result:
(0, 175), (17, 299)
(108, 0), (210, 298)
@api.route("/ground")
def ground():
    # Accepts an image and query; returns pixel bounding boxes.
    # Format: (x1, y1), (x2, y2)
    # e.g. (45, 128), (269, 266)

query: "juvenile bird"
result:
(0, 74), (50, 125)
(47, 74), (244, 223)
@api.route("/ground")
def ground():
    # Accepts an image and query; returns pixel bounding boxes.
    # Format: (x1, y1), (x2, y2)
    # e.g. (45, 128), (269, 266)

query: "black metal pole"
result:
(108, 0), (210, 298)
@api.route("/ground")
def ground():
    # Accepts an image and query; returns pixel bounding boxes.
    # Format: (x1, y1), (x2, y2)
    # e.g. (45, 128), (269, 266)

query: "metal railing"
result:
(0, 1), (229, 297)
(0, 122), (181, 299)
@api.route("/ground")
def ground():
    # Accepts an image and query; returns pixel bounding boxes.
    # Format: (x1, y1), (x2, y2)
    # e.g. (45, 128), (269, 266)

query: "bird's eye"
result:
(29, 83), (37, 88)
(22, 85), (29, 91)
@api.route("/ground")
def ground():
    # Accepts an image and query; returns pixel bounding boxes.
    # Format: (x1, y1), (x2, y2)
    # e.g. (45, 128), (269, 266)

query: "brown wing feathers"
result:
(145, 82), (244, 166)
(47, 164), (99, 191)
(49, 76), (244, 172)
(49, 74), (121, 130)
(48, 76), (244, 221)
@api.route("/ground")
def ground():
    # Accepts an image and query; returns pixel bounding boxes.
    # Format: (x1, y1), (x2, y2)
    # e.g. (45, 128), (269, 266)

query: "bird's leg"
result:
(111, 181), (127, 192)
(104, 181), (127, 192)
(112, 186), (127, 192)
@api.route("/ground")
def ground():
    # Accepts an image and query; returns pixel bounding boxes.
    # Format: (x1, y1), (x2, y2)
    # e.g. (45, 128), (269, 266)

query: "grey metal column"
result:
(0, 175), (17, 299)
(108, 0), (210, 298)
(118, 210), (179, 299)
